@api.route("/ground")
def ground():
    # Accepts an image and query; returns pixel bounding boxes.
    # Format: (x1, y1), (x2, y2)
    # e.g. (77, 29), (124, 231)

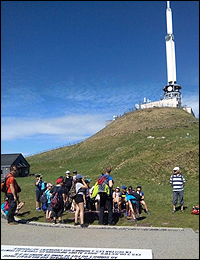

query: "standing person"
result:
(85, 179), (93, 211)
(50, 178), (66, 224)
(170, 166), (185, 213)
(64, 170), (73, 206)
(74, 174), (88, 228)
(5, 165), (20, 225)
(98, 166), (115, 226)
(45, 183), (53, 222)
(69, 170), (77, 212)
(35, 174), (43, 211)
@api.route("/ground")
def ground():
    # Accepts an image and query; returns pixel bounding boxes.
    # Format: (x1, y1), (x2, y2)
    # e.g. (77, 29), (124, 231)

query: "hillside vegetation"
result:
(27, 107), (199, 182)
(11, 107), (200, 230)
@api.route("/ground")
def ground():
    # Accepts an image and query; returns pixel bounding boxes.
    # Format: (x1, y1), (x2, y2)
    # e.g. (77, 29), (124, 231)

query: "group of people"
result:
(34, 166), (151, 226)
(2, 164), (186, 226)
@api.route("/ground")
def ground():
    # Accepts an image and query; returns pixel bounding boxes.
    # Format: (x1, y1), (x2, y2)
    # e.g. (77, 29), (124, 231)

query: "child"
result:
(112, 187), (121, 212)
(45, 183), (53, 221)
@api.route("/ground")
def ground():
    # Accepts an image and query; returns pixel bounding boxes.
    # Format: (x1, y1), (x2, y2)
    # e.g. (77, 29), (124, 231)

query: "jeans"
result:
(6, 193), (17, 223)
(99, 193), (113, 224)
(173, 190), (184, 206)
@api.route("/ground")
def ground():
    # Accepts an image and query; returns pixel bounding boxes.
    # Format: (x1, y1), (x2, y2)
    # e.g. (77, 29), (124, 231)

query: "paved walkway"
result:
(1, 214), (199, 259)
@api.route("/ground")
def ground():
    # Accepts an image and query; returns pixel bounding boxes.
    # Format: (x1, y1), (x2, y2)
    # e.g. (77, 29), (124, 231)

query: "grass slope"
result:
(3, 107), (199, 230)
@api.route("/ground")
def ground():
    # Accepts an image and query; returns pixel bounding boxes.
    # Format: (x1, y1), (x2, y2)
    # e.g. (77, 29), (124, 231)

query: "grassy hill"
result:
(5, 107), (199, 230)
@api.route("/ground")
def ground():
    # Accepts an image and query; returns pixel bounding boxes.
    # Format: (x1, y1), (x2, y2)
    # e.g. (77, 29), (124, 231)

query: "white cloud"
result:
(1, 114), (108, 141)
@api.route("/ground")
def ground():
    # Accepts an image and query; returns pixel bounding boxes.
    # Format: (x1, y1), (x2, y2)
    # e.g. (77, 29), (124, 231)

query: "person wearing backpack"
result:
(98, 166), (115, 226)
(74, 174), (88, 228)
(5, 165), (20, 225)
(50, 178), (66, 225)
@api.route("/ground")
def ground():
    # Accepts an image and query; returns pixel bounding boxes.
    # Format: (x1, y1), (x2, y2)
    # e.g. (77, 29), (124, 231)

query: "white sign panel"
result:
(1, 245), (153, 259)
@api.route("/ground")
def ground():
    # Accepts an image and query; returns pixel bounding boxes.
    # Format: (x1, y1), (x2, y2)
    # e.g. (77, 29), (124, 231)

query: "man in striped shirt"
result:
(170, 166), (185, 213)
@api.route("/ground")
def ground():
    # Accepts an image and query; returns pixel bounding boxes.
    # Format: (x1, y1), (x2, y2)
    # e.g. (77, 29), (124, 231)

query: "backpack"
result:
(1, 175), (12, 194)
(41, 181), (47, 192)
(50, 191), (60, 209)
(1, 175), (21, 194)
(40, 193), (47, 204)
(68, 181), (76, 199)
(191, 205), (199, 215)
(97, 175), (109, 193)
(91, 175), (110, 199)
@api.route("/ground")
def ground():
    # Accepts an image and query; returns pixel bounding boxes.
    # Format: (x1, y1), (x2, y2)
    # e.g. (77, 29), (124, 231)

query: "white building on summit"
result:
(136, 1), (194, 117)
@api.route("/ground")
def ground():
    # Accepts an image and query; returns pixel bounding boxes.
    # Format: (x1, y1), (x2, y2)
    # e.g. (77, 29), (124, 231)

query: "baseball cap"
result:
(35, 174), (42, 178)
(121, 185), (127, 190)
(66, 170), (70, 174)
(76, 174), (84, 180)
(47, 183), (52, 187)
(56, 178), (63, 184)
(173, 167), (180, 171)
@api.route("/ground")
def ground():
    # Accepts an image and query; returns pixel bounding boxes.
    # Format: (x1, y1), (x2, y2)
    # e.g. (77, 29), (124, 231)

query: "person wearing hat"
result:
(74, 174), (88, 228)
(170, 167), (186, 213)
(50, 178), (66, 224)
(35, 174), (43, 212)
(45, 183), (53, 222)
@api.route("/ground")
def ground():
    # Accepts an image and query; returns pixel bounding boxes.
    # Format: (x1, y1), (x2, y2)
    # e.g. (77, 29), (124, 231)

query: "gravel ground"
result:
(1, 214), (199, 259)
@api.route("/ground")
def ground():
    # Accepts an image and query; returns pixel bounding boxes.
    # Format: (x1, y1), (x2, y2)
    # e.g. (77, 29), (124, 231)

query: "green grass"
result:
(2, 107), (199, 231)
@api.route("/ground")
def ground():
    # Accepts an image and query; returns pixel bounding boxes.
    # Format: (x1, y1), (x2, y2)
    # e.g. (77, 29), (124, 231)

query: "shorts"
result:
(47, 203), (52, 211)
(36, 189), (42, 202)
(75, 194), (84, 204)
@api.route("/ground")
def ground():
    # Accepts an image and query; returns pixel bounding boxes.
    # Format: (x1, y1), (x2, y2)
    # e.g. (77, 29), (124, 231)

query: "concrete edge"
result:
(2, 210), (199, 234)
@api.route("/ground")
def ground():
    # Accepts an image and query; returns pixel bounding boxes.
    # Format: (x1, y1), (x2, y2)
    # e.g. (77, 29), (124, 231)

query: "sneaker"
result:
(59, 220), (63, 224)
(130, 218), (137, 222)
(181, 210), (184, 213)
(74, 222), (80, 226)
(146, 211), (151, 215)
(52, 220), (56, 225)
(36, 208), (41, 212)
(172, 210), (176, 213)
(8, 221), (18, 225)
(108, 222), (115, 226)
(81, 223), (88, 228)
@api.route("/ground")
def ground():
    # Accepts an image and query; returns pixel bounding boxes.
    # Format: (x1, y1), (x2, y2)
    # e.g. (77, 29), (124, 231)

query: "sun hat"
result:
(173, 167), (180, 171)
(76, 174), (84, 180)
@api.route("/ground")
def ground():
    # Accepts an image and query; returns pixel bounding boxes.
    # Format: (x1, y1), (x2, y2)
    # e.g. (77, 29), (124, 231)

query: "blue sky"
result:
(1, 1), (199, 156)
